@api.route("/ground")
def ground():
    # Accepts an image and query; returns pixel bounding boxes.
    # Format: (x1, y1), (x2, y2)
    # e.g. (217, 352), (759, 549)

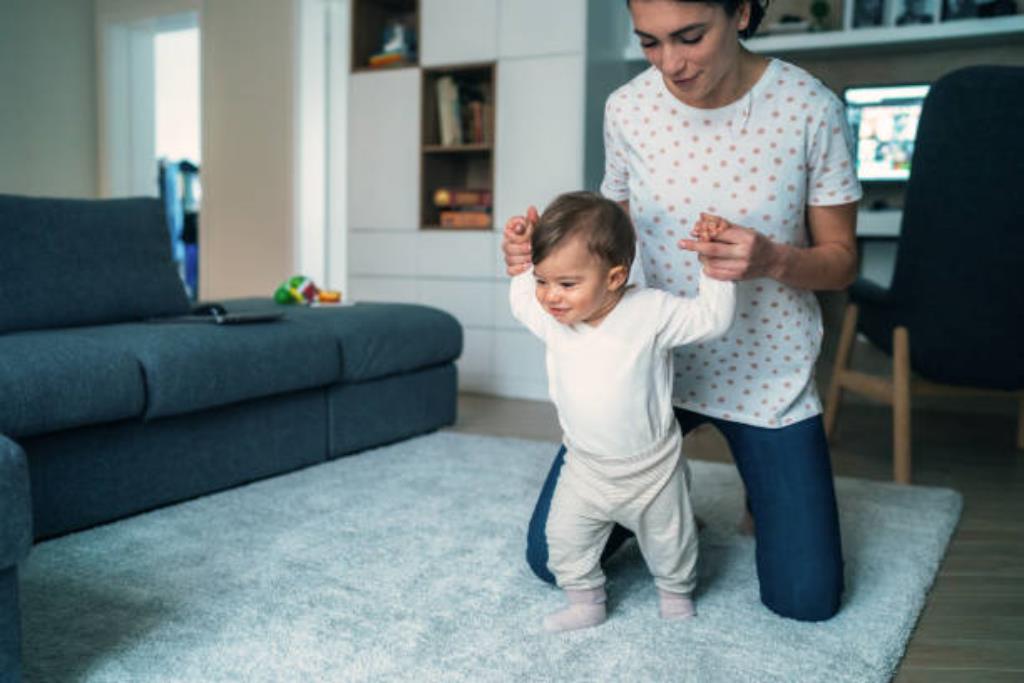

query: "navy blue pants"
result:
(526, 409), (844, 622)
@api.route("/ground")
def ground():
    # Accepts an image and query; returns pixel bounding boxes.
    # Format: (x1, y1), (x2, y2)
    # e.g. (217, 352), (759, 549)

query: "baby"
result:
(509, 192), (736, 632)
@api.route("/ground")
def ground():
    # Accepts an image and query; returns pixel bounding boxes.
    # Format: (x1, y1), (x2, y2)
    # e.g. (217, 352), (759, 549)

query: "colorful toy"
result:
(274, 275), (342, 305)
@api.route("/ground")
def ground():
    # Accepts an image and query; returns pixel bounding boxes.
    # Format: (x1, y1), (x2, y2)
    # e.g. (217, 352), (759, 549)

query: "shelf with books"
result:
(423, 143), (493, 154)
(421, 63), (496, 231)
(351, 0), (418, 73)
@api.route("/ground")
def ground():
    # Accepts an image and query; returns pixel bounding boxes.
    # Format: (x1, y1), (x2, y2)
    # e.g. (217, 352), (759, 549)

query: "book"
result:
(465, 101), (484, 144)
(440, 210), (491, 229)
(433, 187), (493, 208)
(435, 76), (462, 146)
(368, 52), (408, 68)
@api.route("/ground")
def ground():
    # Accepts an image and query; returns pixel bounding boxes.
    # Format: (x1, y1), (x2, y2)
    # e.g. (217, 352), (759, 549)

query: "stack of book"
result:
(367, 52), (409, 69)
(435, 187), (492, 229)
(435, 76), (492, 146)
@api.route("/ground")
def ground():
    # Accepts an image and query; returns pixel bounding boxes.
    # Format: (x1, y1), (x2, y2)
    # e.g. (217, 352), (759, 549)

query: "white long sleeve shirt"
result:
(510, 270), (735, 456)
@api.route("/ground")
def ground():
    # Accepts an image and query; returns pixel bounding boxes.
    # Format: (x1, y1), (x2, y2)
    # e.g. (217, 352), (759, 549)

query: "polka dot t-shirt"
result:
(600, 59), (862, 428)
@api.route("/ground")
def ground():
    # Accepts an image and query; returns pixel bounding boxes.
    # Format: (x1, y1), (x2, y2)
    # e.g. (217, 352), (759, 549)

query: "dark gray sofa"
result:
(0, 194), (462, 681)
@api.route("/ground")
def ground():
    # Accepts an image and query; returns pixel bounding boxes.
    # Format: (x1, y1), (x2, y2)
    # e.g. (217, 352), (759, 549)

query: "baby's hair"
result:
(532, 191), (635, 272)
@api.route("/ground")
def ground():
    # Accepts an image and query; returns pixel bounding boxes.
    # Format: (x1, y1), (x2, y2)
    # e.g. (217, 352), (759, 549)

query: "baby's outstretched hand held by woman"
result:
(678, 213), (783, 282)
(692, 212), (730, 242)
(502, 205), (538, 276)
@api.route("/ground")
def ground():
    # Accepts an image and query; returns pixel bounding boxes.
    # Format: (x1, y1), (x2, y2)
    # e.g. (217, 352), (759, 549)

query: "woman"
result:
(502, 0), (861, 622)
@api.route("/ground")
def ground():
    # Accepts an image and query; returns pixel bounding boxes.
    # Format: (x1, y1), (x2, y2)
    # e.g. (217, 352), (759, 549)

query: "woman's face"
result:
(629, 0), (750, 108)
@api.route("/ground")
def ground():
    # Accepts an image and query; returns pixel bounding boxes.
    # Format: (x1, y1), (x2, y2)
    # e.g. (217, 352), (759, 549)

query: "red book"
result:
(440, 211), (491, 229)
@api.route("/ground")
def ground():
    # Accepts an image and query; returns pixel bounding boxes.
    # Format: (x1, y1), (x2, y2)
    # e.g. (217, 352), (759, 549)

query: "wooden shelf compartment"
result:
(420, 150), (493, 230)
(351, 0), (418, 72)
(420, 62), (496, 231)
(423, 143), (493, 153)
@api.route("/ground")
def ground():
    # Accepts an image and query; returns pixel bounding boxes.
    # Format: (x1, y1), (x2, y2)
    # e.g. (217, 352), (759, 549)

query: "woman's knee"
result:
(761, 565), (843, 622)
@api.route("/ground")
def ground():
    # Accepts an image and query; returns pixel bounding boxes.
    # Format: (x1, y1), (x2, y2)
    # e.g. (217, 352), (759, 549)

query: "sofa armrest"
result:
(0, 435), (32, 568)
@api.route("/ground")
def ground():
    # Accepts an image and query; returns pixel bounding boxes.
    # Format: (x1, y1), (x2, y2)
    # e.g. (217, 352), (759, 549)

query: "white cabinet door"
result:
(493, 55), (585, 233)
(417, 278), (496, 329)
(458, 328), (496, 393)
(416, 230), (495, 279)
(419, 0), (498, 66)
(348, 276), (421, 305)
(493, 329), (549, 401)
(498, 0), (586, 59)
(349, 232), (417, 277)
(348, 69), (420, 231)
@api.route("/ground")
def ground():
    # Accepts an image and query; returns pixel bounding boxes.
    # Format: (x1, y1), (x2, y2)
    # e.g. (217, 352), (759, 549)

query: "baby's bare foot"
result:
(543, 587), (607, 633)
(658, 589), (696, 620)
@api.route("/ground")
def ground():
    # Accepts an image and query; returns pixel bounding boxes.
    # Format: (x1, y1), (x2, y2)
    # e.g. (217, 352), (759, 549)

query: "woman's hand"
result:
(678, 205), (858, 290)
(502, 206), (538, 276)
(678, 214), (783, 282)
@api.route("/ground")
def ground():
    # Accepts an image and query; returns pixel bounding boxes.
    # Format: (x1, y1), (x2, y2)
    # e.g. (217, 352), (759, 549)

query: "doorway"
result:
(98, 4), (201, 297)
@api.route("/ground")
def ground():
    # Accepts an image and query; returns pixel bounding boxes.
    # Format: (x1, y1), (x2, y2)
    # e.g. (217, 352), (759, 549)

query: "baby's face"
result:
(533, 235), (622, 326)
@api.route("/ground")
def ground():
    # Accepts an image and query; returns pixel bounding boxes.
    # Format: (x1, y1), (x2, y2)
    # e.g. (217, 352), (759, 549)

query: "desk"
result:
(856, 210), (901, 285)
(857, 210), (901, 239)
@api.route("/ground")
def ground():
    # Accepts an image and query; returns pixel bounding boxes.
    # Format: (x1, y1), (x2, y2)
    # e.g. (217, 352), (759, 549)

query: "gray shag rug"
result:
(20, 432), (961, 682)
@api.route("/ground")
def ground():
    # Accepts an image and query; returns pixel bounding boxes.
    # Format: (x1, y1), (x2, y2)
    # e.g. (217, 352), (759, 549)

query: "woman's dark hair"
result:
(532, 192), (635, 272)
(626, 0), (769, 40)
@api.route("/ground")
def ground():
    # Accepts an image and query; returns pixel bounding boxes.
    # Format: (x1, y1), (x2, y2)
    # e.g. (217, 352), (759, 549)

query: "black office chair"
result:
(824, 65), (1024, 484)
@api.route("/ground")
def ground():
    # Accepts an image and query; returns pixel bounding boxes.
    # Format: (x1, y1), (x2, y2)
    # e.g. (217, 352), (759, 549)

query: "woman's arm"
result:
(678, 202), (859, 291)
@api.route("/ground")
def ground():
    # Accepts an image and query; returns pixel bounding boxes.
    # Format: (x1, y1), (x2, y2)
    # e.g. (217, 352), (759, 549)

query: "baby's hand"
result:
(693, 212), (730, 242)
(502, 206), (538, 276)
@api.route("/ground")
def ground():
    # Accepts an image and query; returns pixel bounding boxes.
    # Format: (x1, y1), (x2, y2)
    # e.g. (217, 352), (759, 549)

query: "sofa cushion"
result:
(224, 299), (463, 383)
(0, 194), (191, 334)
(0, 330), (147, 438)
(63, 320), (342, 419)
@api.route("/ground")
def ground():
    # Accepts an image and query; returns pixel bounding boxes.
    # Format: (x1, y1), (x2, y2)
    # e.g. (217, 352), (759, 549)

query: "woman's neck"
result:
(678, 50), (770, 110)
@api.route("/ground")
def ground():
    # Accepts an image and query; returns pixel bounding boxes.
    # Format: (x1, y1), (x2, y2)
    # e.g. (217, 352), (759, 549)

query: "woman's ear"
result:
(737, 0), (752, 31)
(607, 265), (628, 291)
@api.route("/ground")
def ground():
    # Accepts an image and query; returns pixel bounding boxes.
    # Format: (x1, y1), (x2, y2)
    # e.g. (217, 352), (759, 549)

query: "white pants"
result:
(545, 427), (698, 594)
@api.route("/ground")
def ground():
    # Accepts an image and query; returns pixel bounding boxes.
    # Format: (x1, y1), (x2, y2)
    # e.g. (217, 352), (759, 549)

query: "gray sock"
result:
(543, 587), (608, 632)
(658, 588), (696, 620)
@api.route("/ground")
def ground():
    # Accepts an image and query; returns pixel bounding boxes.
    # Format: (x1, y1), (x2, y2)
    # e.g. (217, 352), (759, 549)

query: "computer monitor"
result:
(843, 84), (930, 183)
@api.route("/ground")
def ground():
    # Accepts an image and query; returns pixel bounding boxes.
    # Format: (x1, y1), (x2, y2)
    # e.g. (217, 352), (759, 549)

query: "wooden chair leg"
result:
(824, 303), (859, 441)
(893, 327), (912, 484)
(1017, 399), (1024, 451)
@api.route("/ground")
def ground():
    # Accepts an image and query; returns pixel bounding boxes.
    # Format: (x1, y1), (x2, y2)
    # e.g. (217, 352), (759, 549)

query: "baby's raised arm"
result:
(508, 266), (550, 343)
(656, 273), (736, 349)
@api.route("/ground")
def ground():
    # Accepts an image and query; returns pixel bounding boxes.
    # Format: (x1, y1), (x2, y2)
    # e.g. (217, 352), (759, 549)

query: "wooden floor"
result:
(449, 391), (1024, 681)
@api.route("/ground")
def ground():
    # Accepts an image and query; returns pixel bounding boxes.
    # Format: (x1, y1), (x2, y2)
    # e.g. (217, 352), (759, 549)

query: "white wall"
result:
(200, 0), (299, 300)
(0, 0), (98, 198)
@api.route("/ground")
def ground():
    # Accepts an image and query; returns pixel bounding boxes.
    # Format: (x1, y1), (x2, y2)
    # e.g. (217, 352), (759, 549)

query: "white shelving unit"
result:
(624, 15), (1024, 59)
(347, 0), (588, 401)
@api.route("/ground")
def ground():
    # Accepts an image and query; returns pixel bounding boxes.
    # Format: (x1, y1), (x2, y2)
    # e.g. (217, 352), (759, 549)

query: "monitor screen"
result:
(844, 84), (930, 182)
